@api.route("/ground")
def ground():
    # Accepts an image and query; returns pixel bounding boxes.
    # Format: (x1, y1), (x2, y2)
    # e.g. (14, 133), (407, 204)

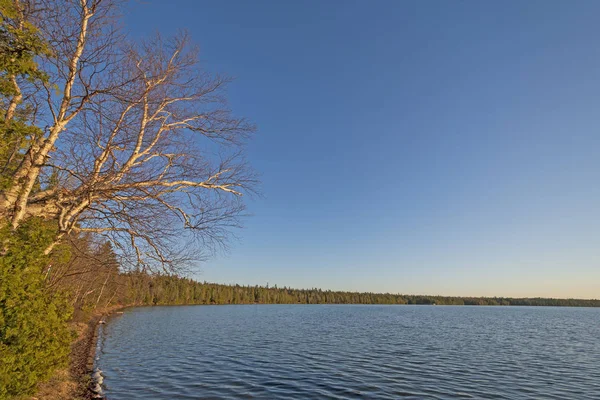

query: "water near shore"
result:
(96, 305), (600, 399)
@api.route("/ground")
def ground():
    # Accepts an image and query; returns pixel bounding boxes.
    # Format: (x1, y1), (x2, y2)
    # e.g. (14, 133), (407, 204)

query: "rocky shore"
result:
(33, 307), (125, 400)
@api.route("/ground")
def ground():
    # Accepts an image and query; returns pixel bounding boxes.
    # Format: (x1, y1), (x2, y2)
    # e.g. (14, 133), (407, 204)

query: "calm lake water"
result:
(96, 305), (600, 399)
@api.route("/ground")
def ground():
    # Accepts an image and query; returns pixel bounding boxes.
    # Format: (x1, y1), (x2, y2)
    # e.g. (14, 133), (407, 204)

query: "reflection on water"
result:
(97, 305), (600, 399)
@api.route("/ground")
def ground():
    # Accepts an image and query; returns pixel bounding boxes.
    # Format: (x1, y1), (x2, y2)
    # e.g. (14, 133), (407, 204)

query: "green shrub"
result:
(0, 219), (73, 399)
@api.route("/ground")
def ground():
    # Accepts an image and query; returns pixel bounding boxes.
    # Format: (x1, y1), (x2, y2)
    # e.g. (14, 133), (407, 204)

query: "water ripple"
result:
(97, 305), (600, 399)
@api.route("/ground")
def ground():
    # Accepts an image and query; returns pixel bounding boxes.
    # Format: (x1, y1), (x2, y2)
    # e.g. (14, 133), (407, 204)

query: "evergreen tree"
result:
(0, 219), (73, 399)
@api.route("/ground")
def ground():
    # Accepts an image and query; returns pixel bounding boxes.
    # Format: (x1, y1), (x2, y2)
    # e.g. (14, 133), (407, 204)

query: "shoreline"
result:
(33, 306), (127, 400)
(31, 301), (600, 399)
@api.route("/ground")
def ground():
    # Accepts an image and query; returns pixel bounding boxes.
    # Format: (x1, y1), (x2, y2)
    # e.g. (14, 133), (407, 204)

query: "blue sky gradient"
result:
(125, 1), (600, 298)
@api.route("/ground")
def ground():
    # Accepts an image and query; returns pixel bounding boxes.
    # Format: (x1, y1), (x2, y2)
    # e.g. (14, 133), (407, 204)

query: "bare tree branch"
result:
(0, 0), (257, 272)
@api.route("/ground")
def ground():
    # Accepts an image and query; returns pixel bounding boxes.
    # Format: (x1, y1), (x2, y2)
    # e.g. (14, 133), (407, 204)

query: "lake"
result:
(96, 305), (600, 399)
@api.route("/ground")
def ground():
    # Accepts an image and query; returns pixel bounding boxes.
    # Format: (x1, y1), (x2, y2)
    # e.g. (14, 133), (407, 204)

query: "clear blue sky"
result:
(125, 0), (600, 299)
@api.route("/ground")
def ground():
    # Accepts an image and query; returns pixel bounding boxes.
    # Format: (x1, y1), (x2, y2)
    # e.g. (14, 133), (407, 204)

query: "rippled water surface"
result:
(97, 305), (600, 399)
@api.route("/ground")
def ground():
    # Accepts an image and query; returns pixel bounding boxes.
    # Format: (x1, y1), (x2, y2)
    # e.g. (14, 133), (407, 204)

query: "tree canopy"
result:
(0, 0), (256, 270)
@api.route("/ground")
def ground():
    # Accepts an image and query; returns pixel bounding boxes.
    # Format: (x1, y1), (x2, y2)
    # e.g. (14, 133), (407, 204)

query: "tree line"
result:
(118, 274), (600, 308)
(42, 233), (600, 328)
(46, 233), (600, 327)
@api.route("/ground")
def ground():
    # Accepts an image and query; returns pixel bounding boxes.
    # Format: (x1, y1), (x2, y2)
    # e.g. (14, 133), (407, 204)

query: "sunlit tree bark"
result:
(0, 0), (256, 270)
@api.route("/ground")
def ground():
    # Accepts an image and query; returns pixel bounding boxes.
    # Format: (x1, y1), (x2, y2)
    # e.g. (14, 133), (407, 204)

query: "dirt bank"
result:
(32, 306), (126, 400)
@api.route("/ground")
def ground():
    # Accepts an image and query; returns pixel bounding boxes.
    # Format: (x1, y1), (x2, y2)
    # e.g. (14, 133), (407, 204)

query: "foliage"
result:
(0, 0), (49, 92)
(0, 219), (73, 400)
(0, 0), (49, 190)
(0, 4), (72, 398)
(103, 272), (600, 308)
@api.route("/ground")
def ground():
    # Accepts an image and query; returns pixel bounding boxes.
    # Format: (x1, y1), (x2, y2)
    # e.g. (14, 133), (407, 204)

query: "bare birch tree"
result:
(0, 0), (256, 271)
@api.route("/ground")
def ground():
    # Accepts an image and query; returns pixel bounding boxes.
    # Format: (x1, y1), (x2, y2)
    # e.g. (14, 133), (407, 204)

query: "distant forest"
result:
(122, 274), (600, 308)
(44, 234), (600, 317)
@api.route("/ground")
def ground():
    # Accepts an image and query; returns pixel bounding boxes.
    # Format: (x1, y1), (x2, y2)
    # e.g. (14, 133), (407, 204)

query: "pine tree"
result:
(0, 219), (73, 399)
